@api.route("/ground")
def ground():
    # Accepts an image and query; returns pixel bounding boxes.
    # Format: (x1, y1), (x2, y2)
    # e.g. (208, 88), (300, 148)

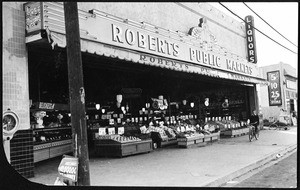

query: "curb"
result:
(203, 143), (297, 187)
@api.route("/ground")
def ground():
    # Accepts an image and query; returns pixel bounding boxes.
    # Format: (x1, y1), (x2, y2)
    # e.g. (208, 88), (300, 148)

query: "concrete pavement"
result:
(28, 127), (297, 187)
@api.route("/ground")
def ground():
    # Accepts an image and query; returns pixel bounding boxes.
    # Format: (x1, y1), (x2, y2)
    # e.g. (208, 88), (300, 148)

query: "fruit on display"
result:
(96, 134), (141, 143)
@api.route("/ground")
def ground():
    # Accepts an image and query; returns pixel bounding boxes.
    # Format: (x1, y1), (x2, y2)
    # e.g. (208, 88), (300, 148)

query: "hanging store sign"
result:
(267, 70), (282, 106)
(245, 15), (257, 64)
(24, 2), (259, 79)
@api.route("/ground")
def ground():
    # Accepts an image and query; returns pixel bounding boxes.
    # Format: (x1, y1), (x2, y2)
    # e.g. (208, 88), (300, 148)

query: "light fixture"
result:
(145, 103), (150, 109)
(101, 108), (105, 114)
(204, 98), (209, 106)
(126, 103), (129, 112)
(95, 104), (100, 110)
(68, 113), (71, 117)
(142, 108), (146, 112)
(116, 94), (123, 103)
(182, 100), (187, 106)
(158, 95), (164, 100)
(190, 102), (194, 108)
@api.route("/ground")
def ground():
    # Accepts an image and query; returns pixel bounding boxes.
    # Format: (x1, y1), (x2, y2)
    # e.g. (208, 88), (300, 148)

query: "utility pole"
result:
(64, 2), (90, 186)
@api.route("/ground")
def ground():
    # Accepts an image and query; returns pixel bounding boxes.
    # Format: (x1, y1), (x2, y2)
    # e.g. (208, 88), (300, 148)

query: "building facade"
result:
(258, 62), (298, 124)
(2, 2), (266, 179)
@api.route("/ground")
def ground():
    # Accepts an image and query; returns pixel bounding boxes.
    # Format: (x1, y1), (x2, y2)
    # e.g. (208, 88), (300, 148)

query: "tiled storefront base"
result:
(10, 129), (34, 178)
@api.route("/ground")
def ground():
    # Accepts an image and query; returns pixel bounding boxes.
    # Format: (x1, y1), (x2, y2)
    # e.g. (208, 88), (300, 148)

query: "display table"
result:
(150, 132), (177, 148)
(33, 139), (72, 163)
(94, 139), (153, 157)
(220, 128), (248, 138)
(177, 134), (206, 148)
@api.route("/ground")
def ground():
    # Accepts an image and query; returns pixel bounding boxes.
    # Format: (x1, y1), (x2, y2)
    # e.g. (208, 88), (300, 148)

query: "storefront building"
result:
(258, 62), (298, 124)
(2, 2), (266, 179)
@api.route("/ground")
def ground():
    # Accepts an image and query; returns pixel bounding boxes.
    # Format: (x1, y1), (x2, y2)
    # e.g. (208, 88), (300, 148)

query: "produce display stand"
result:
(177, 131), (220, 148)
(220, 127), (248, 138)
(177, 134), (206, 148)
(161, 137), (178, 147)
(204, 131), (221, 143)
(151, 131), (177, 148)
(94, 139), (153, 158)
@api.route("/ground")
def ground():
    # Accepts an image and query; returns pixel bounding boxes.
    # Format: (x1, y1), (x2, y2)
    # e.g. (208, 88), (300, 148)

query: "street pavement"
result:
(28, 126), (297, 187)
(232, 151), (297, 188)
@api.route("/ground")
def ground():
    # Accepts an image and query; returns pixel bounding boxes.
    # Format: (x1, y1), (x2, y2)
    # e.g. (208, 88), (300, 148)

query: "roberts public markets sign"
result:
(24, 2), (259, 78)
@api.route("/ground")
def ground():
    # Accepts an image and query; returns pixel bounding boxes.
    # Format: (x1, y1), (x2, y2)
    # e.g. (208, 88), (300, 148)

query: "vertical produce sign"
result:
(267, 70), (282, 106)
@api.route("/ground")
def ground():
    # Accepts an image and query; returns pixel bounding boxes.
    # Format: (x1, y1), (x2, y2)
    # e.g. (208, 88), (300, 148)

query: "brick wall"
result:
(10, 129), (34, 178)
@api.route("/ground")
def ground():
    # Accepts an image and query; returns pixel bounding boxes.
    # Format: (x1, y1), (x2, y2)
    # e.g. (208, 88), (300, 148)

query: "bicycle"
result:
(248, 124), (259, 142)
(267, 117), (290, 130)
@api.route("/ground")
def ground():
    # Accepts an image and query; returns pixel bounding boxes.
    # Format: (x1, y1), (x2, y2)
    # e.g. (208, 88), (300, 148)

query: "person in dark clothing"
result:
(249, 110), (259, 132)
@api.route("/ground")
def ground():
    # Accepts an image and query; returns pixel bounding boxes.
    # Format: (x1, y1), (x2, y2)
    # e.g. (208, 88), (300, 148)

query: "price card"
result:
(180, 126), (186, 132)
(131, 118), (135, 122)
(119, 114), (123, 118)
(144, 117), (147, 121)
(117, 118), (121, 124)
(139, 110), (143, 115)
(139, 117), (143, 121)
(113, 114), (118, 118)
(98, 128), (106, 135)
(101, 115), (107, 120)
(109, 119), (114, 125)
(117, 127), (124, 135)
(108, 127), (115, 135)
(135, 117), (139, 123)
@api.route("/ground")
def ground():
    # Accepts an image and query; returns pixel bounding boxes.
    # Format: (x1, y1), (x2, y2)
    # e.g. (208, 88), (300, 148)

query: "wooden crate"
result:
(177, 135), (206, 148)
(221, 128), (248, 138)
(204, 132), (220, 142)
(94, 139), (153, 157)
(161, 138), (178, 147)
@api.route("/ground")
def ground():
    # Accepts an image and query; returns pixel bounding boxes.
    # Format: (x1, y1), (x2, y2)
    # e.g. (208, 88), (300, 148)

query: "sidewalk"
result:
(29, 127), (297, 187)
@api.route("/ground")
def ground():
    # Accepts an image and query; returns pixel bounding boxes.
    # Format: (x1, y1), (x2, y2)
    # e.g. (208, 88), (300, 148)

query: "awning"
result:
(26, 30), (267, 85)
(24, 2), (267, 85)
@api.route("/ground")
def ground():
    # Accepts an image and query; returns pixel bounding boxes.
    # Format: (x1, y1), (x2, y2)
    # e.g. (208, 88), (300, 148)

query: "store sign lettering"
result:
(189, 48), (221, 67)
(110, 23), (257, 77)
(112, 24), (180, 57)
(245, 15), (257, 63)
(39, 102), (55, 109)
(139, 54), (188, 70)
(226, 59), (252, 75)
(267, 71), (282, 106)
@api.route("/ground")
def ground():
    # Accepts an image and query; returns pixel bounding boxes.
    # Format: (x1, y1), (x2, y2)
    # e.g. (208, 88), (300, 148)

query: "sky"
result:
(210, 2), (298, 71)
